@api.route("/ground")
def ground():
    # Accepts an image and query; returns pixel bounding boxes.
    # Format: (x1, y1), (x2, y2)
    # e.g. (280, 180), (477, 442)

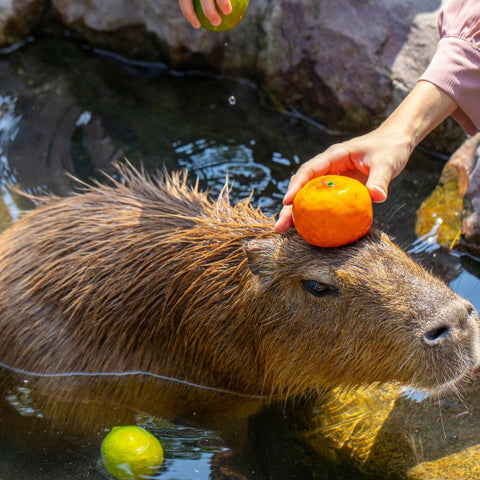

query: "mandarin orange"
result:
(292, 175), (373, 247)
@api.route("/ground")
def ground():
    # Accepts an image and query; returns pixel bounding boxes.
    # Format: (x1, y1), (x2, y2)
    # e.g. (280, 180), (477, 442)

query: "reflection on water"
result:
(1, 36), (480, 479)
(0, 95), (19, 225)
(0, 367), (226, 480)
(175, 138), (285, 210)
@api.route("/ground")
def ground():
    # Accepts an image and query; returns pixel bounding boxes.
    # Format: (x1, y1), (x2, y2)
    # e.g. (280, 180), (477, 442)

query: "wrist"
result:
(375, 121), (416, 158)
(380, 81), (458, 152)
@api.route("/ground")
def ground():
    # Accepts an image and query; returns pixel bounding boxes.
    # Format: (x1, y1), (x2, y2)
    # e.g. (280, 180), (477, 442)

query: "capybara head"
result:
(0, 163), (478, 403)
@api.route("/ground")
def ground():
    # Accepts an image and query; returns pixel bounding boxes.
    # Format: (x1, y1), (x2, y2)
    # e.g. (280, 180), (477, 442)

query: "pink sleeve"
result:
(419, 0), (480, 135)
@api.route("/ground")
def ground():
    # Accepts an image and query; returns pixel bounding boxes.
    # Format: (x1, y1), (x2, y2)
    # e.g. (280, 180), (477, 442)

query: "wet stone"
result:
(416, 133), (480, 249)
(0, 0), (45, 48)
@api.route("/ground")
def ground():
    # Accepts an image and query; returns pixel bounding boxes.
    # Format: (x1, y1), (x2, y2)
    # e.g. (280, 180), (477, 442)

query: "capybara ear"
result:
(245, 237), (279, 278)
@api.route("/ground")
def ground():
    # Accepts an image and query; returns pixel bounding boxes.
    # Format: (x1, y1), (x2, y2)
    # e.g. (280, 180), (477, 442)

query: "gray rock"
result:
(48, 0), (450, 134)
(258, 1), (441, 129)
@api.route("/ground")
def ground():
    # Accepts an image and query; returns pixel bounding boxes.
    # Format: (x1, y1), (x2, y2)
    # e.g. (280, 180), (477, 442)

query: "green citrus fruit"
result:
(101, 426), (164, 480)
(193, 0), (249, 32)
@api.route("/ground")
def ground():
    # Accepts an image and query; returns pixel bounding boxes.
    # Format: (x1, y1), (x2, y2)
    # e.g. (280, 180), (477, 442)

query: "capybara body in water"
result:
(0, 163), (478, 412)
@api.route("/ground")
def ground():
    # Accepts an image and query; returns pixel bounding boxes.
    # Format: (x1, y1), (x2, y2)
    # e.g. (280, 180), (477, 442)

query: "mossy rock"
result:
(408, 444), (480, 479)
(415, 173), (463, 247)
(416, 135), (480, 248)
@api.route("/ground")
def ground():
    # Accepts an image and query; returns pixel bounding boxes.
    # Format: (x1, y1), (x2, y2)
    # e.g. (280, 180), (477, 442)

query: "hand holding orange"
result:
(292, 175), (373, 247)
(193, 0), (249, 31)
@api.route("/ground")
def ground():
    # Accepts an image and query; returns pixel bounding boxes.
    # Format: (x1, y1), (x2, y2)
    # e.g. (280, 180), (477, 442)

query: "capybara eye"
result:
(302, 280), (339, 298)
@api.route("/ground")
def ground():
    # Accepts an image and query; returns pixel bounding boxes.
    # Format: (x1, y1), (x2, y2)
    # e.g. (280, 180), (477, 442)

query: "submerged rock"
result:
(299, 380), (480, 479)
(408, 445), (480, 480)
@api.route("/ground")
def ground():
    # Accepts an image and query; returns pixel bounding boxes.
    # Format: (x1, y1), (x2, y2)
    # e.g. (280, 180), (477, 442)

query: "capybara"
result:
(0, 162), (478, 415)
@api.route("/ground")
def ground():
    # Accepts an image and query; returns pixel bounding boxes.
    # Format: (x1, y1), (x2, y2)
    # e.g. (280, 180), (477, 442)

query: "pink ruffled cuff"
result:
(420, 35), (480, 135)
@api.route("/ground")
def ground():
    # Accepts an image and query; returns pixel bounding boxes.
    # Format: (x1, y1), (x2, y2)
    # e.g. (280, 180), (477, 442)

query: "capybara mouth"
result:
(401, 349), (479, 398)
(402, 371), (472, 400)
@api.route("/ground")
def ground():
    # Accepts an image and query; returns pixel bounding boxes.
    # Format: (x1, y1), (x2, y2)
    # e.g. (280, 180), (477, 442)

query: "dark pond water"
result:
(1, 36), (480, 480)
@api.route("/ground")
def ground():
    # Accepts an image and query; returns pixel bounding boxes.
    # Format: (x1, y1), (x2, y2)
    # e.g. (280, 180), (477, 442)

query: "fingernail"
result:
(372, 185), (387, 202)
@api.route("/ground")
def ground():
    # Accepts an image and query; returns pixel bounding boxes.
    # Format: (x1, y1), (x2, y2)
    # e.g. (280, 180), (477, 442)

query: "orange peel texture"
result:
(292, 175), (373, 247)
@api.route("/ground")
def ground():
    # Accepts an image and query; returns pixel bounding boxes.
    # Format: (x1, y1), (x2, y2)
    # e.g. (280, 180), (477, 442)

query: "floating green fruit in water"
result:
(101, 425), (164, 480)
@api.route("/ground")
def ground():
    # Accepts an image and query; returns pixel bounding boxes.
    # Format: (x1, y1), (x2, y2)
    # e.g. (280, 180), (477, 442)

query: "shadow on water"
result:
(1, 36), (480, 479)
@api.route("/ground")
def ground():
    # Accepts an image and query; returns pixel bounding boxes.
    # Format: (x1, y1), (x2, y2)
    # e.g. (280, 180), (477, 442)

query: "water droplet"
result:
(76, 110), (92, 127)
(228, 95), (236, 106)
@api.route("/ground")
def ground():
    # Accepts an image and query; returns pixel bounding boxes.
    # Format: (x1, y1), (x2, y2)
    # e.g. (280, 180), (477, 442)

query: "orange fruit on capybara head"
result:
(292, 175), (373, 247)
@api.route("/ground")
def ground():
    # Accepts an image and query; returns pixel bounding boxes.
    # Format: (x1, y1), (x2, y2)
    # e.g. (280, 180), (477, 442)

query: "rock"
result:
(408, 445), (480, 479)
(51, 0), (267, 73)
(300, 380), (480, 479)
(0, 0), (45, 48)
(462, 144), (480, 250)
(257, 0), (441, 131)
(414, 133), (480, 255)
(47, 0), (455, 136)
(0, 40), (125, 199)
(415, 134), (480, 247)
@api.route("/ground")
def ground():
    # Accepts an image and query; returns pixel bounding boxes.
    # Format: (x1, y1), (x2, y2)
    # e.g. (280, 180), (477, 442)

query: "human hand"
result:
(179, 0), (232, 29)
(274, 127), (412, 233)
(274, 81), (458, 233)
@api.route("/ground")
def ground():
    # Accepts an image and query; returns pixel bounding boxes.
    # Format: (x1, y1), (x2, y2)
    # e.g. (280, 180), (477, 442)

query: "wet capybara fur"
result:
(0, 163), (478, 416)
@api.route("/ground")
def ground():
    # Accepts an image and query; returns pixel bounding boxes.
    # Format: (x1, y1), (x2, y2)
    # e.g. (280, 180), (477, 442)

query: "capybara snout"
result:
(0, 163), (478, 403)
(420, 299), (477, 346)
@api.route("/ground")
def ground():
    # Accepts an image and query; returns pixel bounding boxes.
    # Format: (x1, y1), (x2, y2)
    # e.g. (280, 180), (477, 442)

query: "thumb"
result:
(365, 164), (395, 203)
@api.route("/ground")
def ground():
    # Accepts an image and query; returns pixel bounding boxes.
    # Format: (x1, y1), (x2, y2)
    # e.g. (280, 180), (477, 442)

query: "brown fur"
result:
(0, 163), (478, 432)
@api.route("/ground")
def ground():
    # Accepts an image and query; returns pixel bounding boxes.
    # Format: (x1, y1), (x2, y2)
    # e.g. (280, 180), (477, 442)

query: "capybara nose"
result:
(422, 300), (478, 346)
(422, 324), (451, 345)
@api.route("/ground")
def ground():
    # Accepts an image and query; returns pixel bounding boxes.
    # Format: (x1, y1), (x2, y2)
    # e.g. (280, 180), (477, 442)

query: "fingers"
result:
(274, 205), (294, 233)
(179, 0), (201, 28)
(365, 158), (398, 203)
(179, 0), (232, 28)
(366, 182), (388, 203)
(199, 0), (223, 26)
(276, 146), (352, 233)
(274, 124), (414, 233)
(282, 145), (351, 206)
(216, 0), (232, 15)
